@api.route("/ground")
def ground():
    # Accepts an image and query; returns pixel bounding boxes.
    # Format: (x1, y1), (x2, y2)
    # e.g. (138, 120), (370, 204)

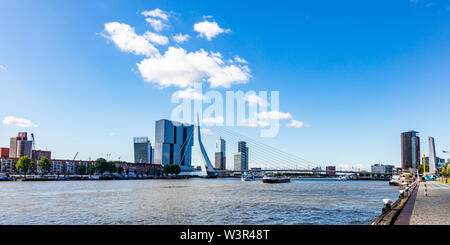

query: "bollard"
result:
(382, 199), (392, 212)
(424, 183), (427, 197)
(399, 189), (404, 199)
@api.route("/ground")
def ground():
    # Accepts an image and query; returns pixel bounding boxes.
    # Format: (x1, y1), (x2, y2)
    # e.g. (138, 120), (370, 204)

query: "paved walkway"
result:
(409, 181), (450, 225)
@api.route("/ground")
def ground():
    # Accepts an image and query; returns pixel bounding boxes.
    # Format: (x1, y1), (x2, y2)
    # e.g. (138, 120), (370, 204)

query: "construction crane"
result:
(73, 152), (79, 161)
(30, 133), (36, 150)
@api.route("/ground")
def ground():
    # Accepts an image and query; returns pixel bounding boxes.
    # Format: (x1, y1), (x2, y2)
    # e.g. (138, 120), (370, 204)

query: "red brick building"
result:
(0, 148), (10, 159)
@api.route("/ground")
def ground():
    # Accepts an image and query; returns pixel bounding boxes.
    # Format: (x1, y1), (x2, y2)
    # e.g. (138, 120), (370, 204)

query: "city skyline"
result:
(1, 0), (449, 170)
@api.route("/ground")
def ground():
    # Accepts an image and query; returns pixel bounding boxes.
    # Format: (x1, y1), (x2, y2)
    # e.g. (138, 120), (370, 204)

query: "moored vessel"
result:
(262, 174), (290, 183)
(241, 172), (255, 181)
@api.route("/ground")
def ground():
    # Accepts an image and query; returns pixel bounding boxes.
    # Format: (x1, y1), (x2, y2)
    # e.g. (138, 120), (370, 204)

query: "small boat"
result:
(338, 175), (351, 180)
(262, 174), (290, 184)
(241, 172), (254, 181)
(89, 175), (100, 180)
(389, 175), (400, 186)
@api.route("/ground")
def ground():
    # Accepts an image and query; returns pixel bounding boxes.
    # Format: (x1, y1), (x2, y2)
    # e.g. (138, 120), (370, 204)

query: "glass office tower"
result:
(154, 119), (194, 171)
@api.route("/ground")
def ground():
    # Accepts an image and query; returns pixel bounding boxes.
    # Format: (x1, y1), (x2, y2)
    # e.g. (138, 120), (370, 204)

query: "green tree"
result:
(418, 164), (429, 174)
(15, 156), (35, 177)
(76, 164), (87, 175)
(94, 158), (108, 175)
(117, 166), (124, 174)
(163, 164), (181, 176)
(441, 164), (448, 183)
(107, 161), (117, 173)
(88, 164), (96, 175)
(37, 157), (52, 174)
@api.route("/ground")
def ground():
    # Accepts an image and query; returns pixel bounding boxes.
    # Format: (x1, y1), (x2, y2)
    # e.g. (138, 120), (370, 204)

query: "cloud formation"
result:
(2, 116), (37, 128)
(286, 119), (305, 128)
(0, 65), (7, 71)
(103, 22), (160, 57)
(255, 111), (293, 120)
(203, 116), (224, 125)
(137, 47), (250, 88)
(173, 33), (190, 43)
(145, 18), (167, 32)
(241, 118), (270, 128)
(173, 88), (208, 101)
(194, 20), (230, 40)
(234, 56), (248, 64)
(244, 94), (268, 107)
(143, 31), (169, 45)
(141, 8), (169, 21)
(200, 128), (213, 135)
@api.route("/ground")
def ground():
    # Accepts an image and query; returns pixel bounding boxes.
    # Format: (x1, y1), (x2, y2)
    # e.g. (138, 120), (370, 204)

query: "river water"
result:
(0, 178), (398, 225)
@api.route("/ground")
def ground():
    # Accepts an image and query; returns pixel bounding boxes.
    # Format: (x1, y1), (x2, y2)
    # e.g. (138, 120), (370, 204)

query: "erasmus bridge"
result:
(186, 117), (375, 177)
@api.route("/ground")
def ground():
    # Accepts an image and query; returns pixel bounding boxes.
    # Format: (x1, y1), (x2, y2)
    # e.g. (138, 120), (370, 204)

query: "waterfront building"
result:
(51, 160), (63, 174)
(9, 132), (32, 158)
(0, 148), (10, 159)
(32, 150), (52, 163)
(133, 137), (152, 164)
(237, 141), (248, 170)
(0, 158), (15, 173)
(215, 137), (226, 170)
(118, 162), (162, 175)
(326, 166), (336, 175)
(234, 152), (244, 171)
(428, 137), (437, 174)
(66, 161), (77, 175)
(371, 164), (395, 174)
(401, 131), (420, 170)
(154, 119), (194, 171)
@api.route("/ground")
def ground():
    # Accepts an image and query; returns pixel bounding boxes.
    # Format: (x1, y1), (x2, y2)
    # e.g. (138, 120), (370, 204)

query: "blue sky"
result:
(1, 0), (449, 170)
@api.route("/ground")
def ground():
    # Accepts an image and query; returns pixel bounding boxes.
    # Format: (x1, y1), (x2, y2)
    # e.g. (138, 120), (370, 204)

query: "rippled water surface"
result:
(0, 179), (398, 225)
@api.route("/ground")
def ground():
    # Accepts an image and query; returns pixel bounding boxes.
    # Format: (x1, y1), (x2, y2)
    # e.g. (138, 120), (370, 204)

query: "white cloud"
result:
(202, 116), (224, 125)
(0, 65), (7, 71)
(145, 18), (167, 32)
(2, 116), (37, 128)
(141, 8), (169, 21)
(244, 94), (268, 107)
(173, 33), (190, 43)
(201, 128), (213, 135)
(410, 0), (419, 4)
(137, 47), (250, 88)
(234, 56), (248, 64)
(286, 120), (305, 128)
(173, 88), (208, 101)
(103, 22), (160, 57)
(194, 20), (230, 40)
(241, 118), (270, 128)
(143, 31), (169, 45)
(255, 111), (293, 120)
(109, 132), (117, 136)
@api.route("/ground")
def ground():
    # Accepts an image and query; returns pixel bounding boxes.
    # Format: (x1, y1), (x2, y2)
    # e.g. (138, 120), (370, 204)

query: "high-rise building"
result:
(133, 137), (152, 164)
(234, 152), (243, 171)
(9, 132), (32, 159)
(428, 137), (437, 174)
(233, 141), (248, 171)
(401, 131), (420, 170)
(215, 137), (226, 170)
(154, 119), (194, 171)
(238, 141), (248, 170)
